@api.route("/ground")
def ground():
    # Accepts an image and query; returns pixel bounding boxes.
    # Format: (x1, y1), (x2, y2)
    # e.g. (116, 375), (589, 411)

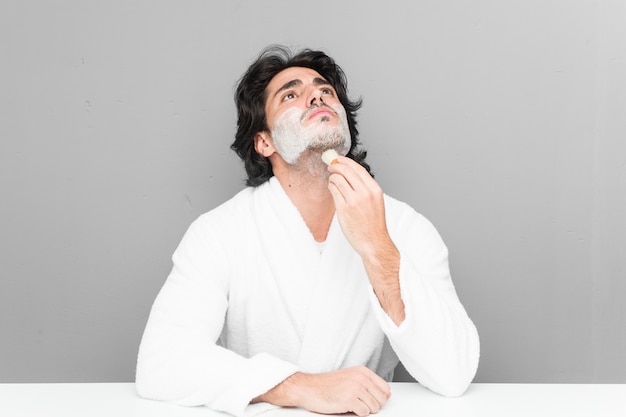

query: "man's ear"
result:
(254, 131), (275, 157)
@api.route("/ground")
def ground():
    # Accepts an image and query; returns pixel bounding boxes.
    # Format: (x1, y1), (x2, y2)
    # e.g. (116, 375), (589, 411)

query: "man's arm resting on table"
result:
(252, 366), (391, 417)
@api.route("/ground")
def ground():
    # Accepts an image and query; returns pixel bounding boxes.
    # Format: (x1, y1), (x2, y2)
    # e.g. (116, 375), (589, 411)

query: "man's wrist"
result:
(252, 372), (305, 407)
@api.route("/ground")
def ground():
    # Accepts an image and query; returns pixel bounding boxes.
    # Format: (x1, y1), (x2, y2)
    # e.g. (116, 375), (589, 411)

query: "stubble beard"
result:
(271, 104), (351, 166)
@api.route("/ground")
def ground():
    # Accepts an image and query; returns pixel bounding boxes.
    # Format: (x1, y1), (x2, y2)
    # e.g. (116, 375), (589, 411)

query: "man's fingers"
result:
(358, 391), (382, 415)
(370, 373), (392, 400)
(327, 173), (351, 205)
(354, 367), (390, 415)
(367, 384), (390, 409)
(365, 372), (391, 410)
(328, 156), (369, 192)
(351, 398), (372, 417)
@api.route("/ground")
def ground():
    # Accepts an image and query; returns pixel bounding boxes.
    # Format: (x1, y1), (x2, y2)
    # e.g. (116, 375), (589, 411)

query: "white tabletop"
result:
(1, 382), (625, 417)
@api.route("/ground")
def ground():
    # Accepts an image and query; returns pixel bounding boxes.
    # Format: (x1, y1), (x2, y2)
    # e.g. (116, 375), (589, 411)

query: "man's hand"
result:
(253, 366), (391, 416)
(326, 156), (389, 258)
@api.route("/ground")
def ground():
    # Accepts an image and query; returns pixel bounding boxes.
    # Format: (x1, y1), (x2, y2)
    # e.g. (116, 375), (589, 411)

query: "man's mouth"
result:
(301, 105), (336, 122)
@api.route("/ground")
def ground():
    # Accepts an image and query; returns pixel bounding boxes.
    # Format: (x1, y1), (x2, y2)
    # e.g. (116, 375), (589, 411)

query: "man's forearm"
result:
(361, 238), (405, 326)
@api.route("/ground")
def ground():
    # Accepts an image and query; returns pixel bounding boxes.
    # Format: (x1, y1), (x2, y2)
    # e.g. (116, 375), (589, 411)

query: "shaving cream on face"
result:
(271, 103), (350, 165)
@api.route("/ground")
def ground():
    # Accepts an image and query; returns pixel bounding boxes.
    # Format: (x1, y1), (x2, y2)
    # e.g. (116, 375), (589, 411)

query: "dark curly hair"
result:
(231, 45), (372, 186)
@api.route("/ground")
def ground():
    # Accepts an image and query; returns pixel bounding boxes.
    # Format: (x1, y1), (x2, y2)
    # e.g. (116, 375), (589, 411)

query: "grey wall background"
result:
(1, 1), (624, 384)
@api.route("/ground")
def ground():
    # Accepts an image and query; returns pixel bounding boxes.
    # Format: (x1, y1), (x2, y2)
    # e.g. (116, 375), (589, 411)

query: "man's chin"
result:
(309, 139), (351, 156)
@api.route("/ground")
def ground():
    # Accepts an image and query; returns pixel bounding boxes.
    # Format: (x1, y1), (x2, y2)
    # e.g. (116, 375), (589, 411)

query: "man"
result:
(136, 45), (480, 417)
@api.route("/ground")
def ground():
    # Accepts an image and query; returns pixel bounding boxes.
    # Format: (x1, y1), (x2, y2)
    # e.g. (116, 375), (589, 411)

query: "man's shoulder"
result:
(383, 194), (438, 233)
(383, 194), (420, 218)
(192, 180), (273, 228)
(195, 186), (255, 224)
(170, 184), (274, 262)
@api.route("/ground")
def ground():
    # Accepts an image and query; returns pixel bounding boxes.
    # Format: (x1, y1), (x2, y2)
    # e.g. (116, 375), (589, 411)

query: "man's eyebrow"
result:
(313, 77), (332, 87)
(274, 79), (303, 98)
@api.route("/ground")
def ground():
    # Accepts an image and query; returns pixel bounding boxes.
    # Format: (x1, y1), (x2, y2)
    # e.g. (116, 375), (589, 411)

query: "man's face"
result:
(263, 67), (350, 164)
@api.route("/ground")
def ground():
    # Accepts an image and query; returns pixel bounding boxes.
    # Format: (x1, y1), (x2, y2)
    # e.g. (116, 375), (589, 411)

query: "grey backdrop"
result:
(1, 1), (625, 384)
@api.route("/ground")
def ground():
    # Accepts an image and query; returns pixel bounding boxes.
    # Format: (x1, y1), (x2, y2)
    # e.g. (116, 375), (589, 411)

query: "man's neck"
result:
(272, 152), (335, 242)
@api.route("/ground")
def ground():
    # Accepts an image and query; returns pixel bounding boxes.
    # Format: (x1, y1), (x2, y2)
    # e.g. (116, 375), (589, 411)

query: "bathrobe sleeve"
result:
(135, 213), (299, 417)
(368, 197), (480, 397)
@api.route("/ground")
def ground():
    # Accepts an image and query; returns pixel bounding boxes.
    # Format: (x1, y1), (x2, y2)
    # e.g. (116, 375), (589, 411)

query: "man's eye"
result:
(321, 88), (334, 95)
(282, 92), (296, 101)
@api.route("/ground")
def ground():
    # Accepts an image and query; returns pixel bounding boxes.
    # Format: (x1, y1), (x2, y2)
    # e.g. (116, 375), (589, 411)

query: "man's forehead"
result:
(267, 67), (329, 93)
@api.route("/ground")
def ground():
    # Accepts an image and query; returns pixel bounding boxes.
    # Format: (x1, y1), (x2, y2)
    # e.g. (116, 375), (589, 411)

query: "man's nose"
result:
(308, 90), (323, 106)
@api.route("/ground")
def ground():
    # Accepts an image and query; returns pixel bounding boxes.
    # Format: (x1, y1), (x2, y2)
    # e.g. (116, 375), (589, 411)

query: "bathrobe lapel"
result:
(254, 178), (373, 373)
(296, 219), (372, 373)
(251, 178), (322, 341)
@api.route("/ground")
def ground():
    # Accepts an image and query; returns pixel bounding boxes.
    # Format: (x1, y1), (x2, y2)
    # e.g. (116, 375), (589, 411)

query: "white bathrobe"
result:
(136, 177), (480, 416)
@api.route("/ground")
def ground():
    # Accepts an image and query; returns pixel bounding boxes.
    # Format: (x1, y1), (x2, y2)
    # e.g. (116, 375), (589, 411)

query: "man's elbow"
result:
(135, 364), (160, 400)
(135, 359), (180, 402)
(434, 358), (479, 398)
(435, 378), (472, 398)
